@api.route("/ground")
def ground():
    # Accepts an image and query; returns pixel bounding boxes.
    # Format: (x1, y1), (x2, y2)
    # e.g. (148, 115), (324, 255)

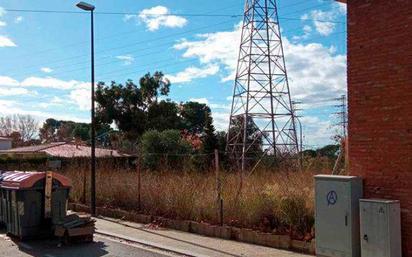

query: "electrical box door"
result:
(360, 199), (401, 257)
(315, 175), (363, 257)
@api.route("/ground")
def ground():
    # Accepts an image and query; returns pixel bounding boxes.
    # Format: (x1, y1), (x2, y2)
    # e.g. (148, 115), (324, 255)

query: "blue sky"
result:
(0, 0), (347, 148)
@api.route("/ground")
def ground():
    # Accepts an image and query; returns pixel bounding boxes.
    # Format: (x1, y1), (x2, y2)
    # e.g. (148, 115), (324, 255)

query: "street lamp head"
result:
(76, 1), (95, 11)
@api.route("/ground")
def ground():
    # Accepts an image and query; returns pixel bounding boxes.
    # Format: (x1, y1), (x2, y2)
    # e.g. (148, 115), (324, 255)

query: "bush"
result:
(140, 129), (192, 170)
(278, 195), (313, 236)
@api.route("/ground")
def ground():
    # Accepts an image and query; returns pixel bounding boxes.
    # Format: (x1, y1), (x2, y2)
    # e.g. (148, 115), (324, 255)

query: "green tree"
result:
(201, 113), (218, 154)
(39, 119), (85, 142)
(316, 144), (339, 159)
(180, 101), (212, 134)
(216, 131), (227, 153)
(95, 72), (170, 139)
(96, 80), (146, 139)
(140, 130), (191, 170)
(38, 118), (111, 144)
(147, 100), (182, 131)
(39, 118), (61, 142)
(140, 71), (170, 108)
(228, 116), (263, 155)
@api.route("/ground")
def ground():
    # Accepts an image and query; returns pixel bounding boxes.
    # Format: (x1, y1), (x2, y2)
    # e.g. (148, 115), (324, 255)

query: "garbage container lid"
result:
(0, 171), (71, 189)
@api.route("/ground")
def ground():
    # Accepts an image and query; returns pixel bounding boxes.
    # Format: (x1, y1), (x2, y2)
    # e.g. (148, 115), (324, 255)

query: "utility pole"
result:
(226, 0), (299, 171)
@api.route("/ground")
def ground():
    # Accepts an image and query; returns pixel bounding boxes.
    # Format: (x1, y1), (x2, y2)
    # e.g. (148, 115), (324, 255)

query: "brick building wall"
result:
(346, 0), (412, 255)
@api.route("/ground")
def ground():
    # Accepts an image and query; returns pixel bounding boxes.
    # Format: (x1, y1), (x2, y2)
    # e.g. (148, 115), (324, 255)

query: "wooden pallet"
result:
(55, 213), (95, 244)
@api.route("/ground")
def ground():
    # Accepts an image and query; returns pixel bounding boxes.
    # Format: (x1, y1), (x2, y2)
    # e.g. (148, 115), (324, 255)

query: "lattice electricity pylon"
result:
(226, 0), (299, 171)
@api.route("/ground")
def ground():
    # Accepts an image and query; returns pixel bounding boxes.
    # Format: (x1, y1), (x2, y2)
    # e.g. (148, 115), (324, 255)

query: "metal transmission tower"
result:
(227, 0), (299, 171)
(334, 94), (348, 139)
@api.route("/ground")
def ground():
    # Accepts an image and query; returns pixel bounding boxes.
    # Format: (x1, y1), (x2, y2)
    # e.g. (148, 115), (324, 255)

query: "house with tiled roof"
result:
(0, 142), (128, 158)
(0, 137), (12, 151)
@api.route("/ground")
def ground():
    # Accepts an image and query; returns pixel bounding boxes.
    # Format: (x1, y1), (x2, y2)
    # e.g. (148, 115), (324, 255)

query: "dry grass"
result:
(61, 157), (332, 239)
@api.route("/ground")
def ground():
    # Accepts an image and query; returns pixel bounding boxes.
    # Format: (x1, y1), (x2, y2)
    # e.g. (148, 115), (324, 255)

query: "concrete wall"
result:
(347, 0), (412, 255)
(0, 140), (12, 151)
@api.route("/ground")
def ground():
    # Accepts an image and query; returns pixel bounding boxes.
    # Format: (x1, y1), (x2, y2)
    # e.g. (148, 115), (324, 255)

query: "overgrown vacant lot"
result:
(63, 158), (332, 240)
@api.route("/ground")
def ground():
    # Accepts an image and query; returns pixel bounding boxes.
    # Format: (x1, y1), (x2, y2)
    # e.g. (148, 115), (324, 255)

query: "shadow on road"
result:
(0, 228), (109, 257)
(16, 239), (109, 257)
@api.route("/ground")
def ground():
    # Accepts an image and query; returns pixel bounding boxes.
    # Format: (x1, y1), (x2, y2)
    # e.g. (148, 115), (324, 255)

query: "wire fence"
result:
(62, 152), (324, 237)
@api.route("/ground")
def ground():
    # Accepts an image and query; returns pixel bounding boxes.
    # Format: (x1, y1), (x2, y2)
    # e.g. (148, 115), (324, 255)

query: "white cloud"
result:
(310, 10), (336, 36)
(116, 55), (134, 65)
(1, 76), (89, 91)
(300, 116), (334, 148)
(174, 23), (242, 82)
(51, 96), (64, 104)
(69, 88), (90, 111)
(0, 74), (92, 121)
(0, 88), (30, 96)
(336, 3), (347, 14)
(173, 23), (346, 146)
(283, 38), (347, 103)
(0, 99), (89, 124)
(123, 14), (136, 22)
(0, 76), (35, 96)
(41, 67), (53, 73)
(14, 16), (23, 24)
(137, 6), (187, 31)
(0, 8), (7, 27)
(0, 75), (92, 110)
(292, 25), (312, 41)
(167, 65), (219, 84)
(210, 103), (230, 110)
(189, 98), (230, 111)
(0, 35), (16, 47)
(0, 6), (7, 27)
(212, 112), (230, 131)
(301, 3), (346, 36)
(21, 77), (88, 90)
(189, 98), (209, 104)
(0, 76), (19, 86)
(174, 24), (346, 106)
(37, 96), (65, 109)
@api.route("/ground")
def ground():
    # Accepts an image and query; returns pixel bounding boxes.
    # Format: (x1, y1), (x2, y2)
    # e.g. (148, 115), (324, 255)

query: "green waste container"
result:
(0, 171), (9, 226)
(0, 171), (71, 239)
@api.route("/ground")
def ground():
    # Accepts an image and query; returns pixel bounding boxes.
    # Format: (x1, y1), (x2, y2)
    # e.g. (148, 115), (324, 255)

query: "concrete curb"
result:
(96, 230), (208, 257)
(69, 203), (315, 255)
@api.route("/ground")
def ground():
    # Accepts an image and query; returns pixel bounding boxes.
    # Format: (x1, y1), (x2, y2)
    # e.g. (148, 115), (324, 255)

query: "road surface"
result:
(0, 233), (183, 257)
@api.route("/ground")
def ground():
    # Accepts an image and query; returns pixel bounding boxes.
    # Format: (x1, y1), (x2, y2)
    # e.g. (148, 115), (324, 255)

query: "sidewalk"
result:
(95, 216), (310, 257)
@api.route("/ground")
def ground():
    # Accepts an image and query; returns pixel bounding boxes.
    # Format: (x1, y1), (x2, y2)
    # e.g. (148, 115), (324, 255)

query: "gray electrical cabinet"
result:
(360, 199), (401, 257)
(315, 175), (363, 257)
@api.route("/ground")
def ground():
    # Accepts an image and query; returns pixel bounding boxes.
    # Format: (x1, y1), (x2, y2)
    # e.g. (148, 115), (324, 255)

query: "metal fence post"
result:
(215, 149), (223, 225)
(137, 156), (141, 211)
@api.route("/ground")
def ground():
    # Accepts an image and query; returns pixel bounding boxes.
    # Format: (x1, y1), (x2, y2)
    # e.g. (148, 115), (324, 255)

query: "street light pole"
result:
(76, 1), (96, 217)
(90, 8), (96, 218)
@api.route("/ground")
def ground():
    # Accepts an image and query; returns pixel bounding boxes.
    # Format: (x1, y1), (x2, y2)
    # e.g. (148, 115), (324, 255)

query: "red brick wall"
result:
(347, 0), (412, 255)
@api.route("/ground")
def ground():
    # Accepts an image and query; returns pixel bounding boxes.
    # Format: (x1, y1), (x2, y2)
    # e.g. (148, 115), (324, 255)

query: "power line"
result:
(3, 8), (241, 17)
(3, 2), (347, 79)
(4, 19), (236, 75)
(7, 21), (346, 80)
(47, 29), (348, 81)
(4, 1), (345, 70)
(3, 8), (344, 23)
(97, 59), (200, 82)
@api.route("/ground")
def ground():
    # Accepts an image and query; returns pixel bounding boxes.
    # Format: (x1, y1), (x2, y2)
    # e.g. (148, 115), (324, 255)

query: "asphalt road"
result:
(0, 233), (183, 257)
